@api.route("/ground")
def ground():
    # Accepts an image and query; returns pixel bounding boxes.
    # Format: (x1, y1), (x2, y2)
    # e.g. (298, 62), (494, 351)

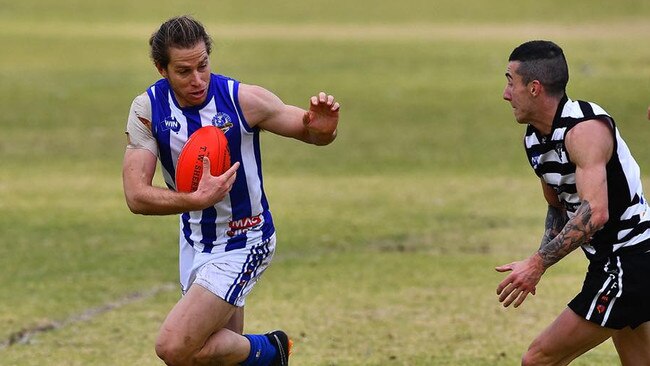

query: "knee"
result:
(521, 344), (553, 366)
(521, 351), (536, 366)
(155, 333), (192, 366)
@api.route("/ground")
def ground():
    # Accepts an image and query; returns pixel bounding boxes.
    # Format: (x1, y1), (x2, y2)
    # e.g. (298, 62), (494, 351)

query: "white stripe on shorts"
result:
(585, 256), (624, 326)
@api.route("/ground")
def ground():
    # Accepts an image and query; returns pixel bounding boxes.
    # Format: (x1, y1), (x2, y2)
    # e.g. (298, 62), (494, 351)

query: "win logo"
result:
(161, 116), (181, 132)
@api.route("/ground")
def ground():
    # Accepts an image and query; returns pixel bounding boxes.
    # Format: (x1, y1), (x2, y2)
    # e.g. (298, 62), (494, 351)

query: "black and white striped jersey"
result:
(524, 96), (650, 260)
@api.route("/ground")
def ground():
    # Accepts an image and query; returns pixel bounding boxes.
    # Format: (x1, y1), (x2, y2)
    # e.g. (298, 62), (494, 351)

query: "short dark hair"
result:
(509, 40), (568, 97)
(149, 15), (212, 69)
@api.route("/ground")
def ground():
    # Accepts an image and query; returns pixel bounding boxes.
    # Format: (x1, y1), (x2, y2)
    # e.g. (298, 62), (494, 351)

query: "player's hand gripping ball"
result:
(175, 126), (231, 193)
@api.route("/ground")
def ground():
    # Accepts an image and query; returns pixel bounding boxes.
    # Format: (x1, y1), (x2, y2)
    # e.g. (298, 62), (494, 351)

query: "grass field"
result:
(2, 1), (650, 365)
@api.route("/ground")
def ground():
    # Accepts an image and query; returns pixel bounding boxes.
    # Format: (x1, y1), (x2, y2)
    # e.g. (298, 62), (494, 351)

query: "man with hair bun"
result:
(122, 15), (340, 366)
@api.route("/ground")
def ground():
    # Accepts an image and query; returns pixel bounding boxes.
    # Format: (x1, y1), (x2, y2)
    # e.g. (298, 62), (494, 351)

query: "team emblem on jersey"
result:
(211, 112), (233, 132)
(160, 116), (181, 132)
(531, 154), (541, 170)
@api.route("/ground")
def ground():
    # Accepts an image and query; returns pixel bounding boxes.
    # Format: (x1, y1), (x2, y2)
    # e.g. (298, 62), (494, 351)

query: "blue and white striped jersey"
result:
(524, 96), (650, 260)
(147, 73), (275, 253)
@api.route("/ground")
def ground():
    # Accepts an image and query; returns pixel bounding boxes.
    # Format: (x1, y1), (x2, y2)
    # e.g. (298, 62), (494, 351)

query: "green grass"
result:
(2, 1), (650, 364)
(3, 0), (650, 23)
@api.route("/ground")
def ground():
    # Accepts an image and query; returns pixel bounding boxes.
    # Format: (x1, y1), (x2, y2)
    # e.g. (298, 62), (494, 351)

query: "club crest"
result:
(531, 154), (541, 170)
(211, 112), (233, 132)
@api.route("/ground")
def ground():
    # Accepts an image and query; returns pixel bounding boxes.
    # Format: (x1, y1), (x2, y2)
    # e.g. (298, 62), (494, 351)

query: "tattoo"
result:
(538, 200), (601, 269)
(539, 205), (568, 248)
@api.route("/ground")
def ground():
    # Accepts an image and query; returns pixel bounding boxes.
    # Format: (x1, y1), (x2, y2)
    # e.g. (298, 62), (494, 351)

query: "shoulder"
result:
(561, 98), (614, 146)
(566, 118), (613, 141)
(237, 83), (284, 127)
(238, 83), (272, 100)
(130, 92), (152, 123)
(565, 119), (614, 165)
(132, 92), (150, 109)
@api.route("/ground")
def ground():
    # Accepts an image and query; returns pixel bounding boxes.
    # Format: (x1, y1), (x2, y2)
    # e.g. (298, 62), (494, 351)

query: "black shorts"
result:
(568, 251), (650, 329)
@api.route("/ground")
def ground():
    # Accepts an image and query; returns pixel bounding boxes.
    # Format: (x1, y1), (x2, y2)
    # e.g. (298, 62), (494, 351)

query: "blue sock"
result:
(240, 334), (277, 366)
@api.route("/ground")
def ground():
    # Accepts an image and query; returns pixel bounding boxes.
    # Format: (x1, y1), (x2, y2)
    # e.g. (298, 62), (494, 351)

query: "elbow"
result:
(579, 199), (608, 230)
(127, 204), (146, 215)
(125, 200), (145, 215)
(591, 208), (609, 229)
(124, 193), (148, 215)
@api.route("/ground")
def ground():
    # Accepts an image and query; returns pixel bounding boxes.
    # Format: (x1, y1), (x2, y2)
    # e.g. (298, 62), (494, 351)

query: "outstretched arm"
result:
(494, 183), (566, 308)
(239, 84), (339, 145)
(496, 119), (613, 308)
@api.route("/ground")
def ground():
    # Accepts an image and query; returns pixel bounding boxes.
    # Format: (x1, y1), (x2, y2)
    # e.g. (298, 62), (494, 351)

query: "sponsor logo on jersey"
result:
(227, 214), (263, 237)
(161, 116), (181, 132)
(211, 112), (233, 133)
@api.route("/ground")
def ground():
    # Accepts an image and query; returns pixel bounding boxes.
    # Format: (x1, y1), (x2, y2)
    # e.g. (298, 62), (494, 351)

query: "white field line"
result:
(3, 21), (650, 41)
(0, 283), (177, 349)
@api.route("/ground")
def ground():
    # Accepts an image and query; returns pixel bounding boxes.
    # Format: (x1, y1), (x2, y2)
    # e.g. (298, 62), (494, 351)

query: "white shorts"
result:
(179, 234), (276, 307)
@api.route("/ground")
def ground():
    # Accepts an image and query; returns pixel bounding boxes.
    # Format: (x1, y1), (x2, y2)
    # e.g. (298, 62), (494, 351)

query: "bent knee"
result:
(521, 351), (537, 366)
(155, 333), (194, 366)
(521, 345), (556, 366)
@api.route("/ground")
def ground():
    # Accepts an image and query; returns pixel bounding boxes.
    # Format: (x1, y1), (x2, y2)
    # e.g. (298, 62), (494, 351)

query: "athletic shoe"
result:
(265, 330), (292, 366)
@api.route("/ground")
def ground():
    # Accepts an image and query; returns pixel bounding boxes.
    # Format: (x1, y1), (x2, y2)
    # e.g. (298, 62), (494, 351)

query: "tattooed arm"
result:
(539, 181), (569, 248)
(537, 119), (613, 269)
(537, 200), (599, 269)
(496, 119), (613, 308)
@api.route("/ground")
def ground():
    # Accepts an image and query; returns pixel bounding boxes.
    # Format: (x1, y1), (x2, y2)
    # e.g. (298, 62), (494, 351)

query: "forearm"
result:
(123, 150), (202, 215)
(539, 204), (569, 247)
(537, 200), (603, 269)
(125, 184), (202, 215)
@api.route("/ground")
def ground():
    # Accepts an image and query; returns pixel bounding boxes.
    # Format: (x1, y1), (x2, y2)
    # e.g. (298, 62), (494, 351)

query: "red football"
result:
(175, 126), (231, 193)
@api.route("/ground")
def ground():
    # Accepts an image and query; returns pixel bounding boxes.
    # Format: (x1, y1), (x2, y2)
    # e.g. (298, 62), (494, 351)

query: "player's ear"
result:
(530, 80), (541, 97)
(155, 63), (168, 78)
